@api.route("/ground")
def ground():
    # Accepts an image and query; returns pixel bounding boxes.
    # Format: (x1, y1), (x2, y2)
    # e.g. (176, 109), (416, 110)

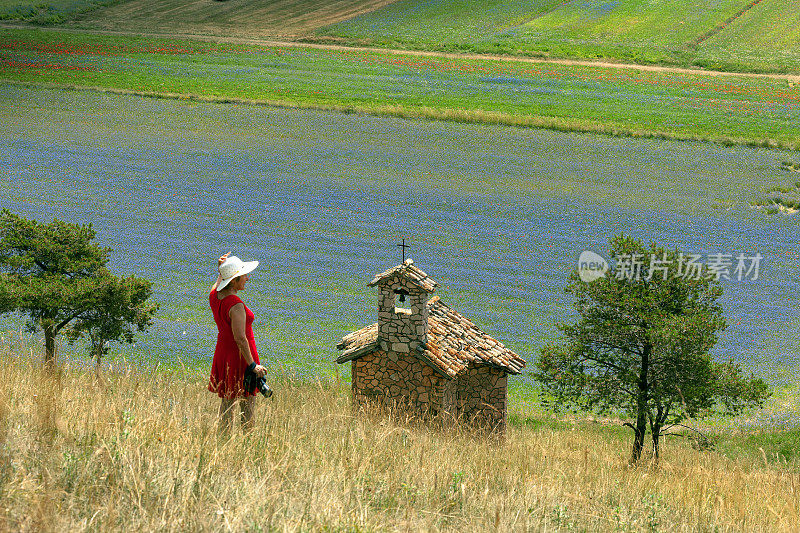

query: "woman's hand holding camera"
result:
(247, 361), (267, 377)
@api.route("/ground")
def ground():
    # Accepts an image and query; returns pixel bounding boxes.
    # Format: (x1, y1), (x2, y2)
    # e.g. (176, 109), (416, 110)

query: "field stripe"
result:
(3, 78), (797, 151)
(690, 0), (767, 47)
(491, 0), (575, 38)
(2, 23), (797, 83)
(520, 0), (574, 23)
(76, 0), (403, 37)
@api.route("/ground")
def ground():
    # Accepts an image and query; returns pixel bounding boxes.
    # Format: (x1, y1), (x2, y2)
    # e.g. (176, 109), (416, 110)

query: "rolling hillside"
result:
(695, 0), (800, 72)
(316, 0), (800, 72)
(0, 0), (117, 24)
(320, 0), (746, 47)
(71, 0), (401, 39)
(3, 0), (799, 72)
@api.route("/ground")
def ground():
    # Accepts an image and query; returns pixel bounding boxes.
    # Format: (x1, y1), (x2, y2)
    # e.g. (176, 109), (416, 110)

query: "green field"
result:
(2, 28), (799, 150)
(696, 0), (800, 73)
(0, 0), (117, 24)
(4, 0), (799, 73)
(317, 0), (800, 73)
(70, 0), (400, 38)
(320, 0), (746, 46)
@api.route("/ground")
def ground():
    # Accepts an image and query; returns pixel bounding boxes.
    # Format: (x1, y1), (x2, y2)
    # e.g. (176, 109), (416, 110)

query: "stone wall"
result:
(352, 353), (508, 430)
(351, 349), (443, 416)
(443, 365), (507, 430)
(377, 277), (428, 353)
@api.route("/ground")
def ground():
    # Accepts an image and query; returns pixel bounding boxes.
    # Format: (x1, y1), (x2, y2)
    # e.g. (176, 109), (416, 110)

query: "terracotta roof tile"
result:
(336, 322), (378, 351)
(335, 297), (526, 378)
(418, 298), (526, 376)
(367, 259), (437, 292)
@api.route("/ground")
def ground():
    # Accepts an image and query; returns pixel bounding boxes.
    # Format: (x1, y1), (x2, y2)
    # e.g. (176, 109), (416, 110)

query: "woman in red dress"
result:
(209, 252), (266, 432)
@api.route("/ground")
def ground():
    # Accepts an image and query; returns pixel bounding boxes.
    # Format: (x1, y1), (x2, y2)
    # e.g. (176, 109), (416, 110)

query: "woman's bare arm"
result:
(230, 303), (266, 377)
(210, 273), (223, 293)
(209, 252), (230, 292)
(229, 303), (254, 366)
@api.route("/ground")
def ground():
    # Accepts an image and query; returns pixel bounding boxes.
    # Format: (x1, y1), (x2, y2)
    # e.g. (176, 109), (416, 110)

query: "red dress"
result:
(208, 290), (261, 399)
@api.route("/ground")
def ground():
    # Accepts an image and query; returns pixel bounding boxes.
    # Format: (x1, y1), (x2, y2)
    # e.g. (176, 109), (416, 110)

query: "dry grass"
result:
(0, 337), (798, 532)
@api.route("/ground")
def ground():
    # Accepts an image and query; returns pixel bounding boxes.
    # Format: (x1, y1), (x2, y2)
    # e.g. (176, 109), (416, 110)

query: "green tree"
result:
(66, 268), (157, 370)
(0, 210), (156, 365)
(536, 235), (769, 463)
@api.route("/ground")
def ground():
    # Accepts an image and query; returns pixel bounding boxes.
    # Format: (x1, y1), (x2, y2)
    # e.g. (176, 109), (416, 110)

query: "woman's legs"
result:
(240, 396), (255, 432)
(219, 398), (236, 434)
(219, 397), (255, 433)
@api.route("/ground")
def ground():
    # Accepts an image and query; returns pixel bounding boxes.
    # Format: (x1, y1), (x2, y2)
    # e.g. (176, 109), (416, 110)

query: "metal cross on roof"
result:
(397, 238), (409, 264)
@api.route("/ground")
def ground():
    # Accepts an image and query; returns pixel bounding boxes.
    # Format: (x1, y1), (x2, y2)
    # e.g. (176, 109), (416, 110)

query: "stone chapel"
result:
(336, 258), (526, 430)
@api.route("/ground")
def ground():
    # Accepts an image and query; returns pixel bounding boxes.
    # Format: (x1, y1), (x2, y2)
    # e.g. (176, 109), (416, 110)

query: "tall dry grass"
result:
(0, 337), (797, 532)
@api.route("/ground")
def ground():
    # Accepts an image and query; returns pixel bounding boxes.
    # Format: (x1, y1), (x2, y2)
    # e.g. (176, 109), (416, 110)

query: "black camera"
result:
(243, 364), (273, 398)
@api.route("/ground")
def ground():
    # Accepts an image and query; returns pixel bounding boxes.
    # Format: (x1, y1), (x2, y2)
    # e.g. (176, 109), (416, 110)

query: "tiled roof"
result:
(335, 297), (526, 377)
(336, 322), (379, 363)
(422, 297), (525, 377)
(367, 259), (437, 292)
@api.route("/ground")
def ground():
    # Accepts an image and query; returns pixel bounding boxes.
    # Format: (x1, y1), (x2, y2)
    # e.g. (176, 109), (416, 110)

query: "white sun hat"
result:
(217, 255), (259, 291)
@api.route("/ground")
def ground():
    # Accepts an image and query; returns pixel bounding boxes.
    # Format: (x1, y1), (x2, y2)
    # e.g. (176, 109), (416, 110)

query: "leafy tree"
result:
(66, 268), (157, 370)
(0, 210), (156, 365)
(536, 235), (769, 463)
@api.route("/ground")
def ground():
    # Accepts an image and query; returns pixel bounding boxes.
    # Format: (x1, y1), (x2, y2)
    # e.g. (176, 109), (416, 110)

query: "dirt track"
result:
(3, 23), (799, 83)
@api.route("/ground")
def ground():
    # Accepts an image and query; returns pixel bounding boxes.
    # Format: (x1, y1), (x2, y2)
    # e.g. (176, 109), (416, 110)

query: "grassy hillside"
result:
(71, 0), (401, 39)
(319, 0), (565, 45)
(0, 0), (118, 24)
(321, 0), (744, 47)
(2, 28), (799, 151)
(694, 0), (800, 73)
(1, 340), (798, 531)
(5, 0), (799, 72)
(517, 0), (747, 47)
(315, 0), (800, 73)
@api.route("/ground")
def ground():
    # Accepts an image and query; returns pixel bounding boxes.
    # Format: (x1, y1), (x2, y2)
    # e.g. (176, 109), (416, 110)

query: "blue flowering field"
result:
(1, 84), (799, 394)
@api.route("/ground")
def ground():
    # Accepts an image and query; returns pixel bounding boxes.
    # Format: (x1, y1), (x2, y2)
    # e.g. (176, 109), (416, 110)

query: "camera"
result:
(243, 364), (273, 398)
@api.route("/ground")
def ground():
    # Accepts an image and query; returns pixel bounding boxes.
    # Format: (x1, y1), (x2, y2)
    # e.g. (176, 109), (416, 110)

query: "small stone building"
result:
(336, 259), (526, 431)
